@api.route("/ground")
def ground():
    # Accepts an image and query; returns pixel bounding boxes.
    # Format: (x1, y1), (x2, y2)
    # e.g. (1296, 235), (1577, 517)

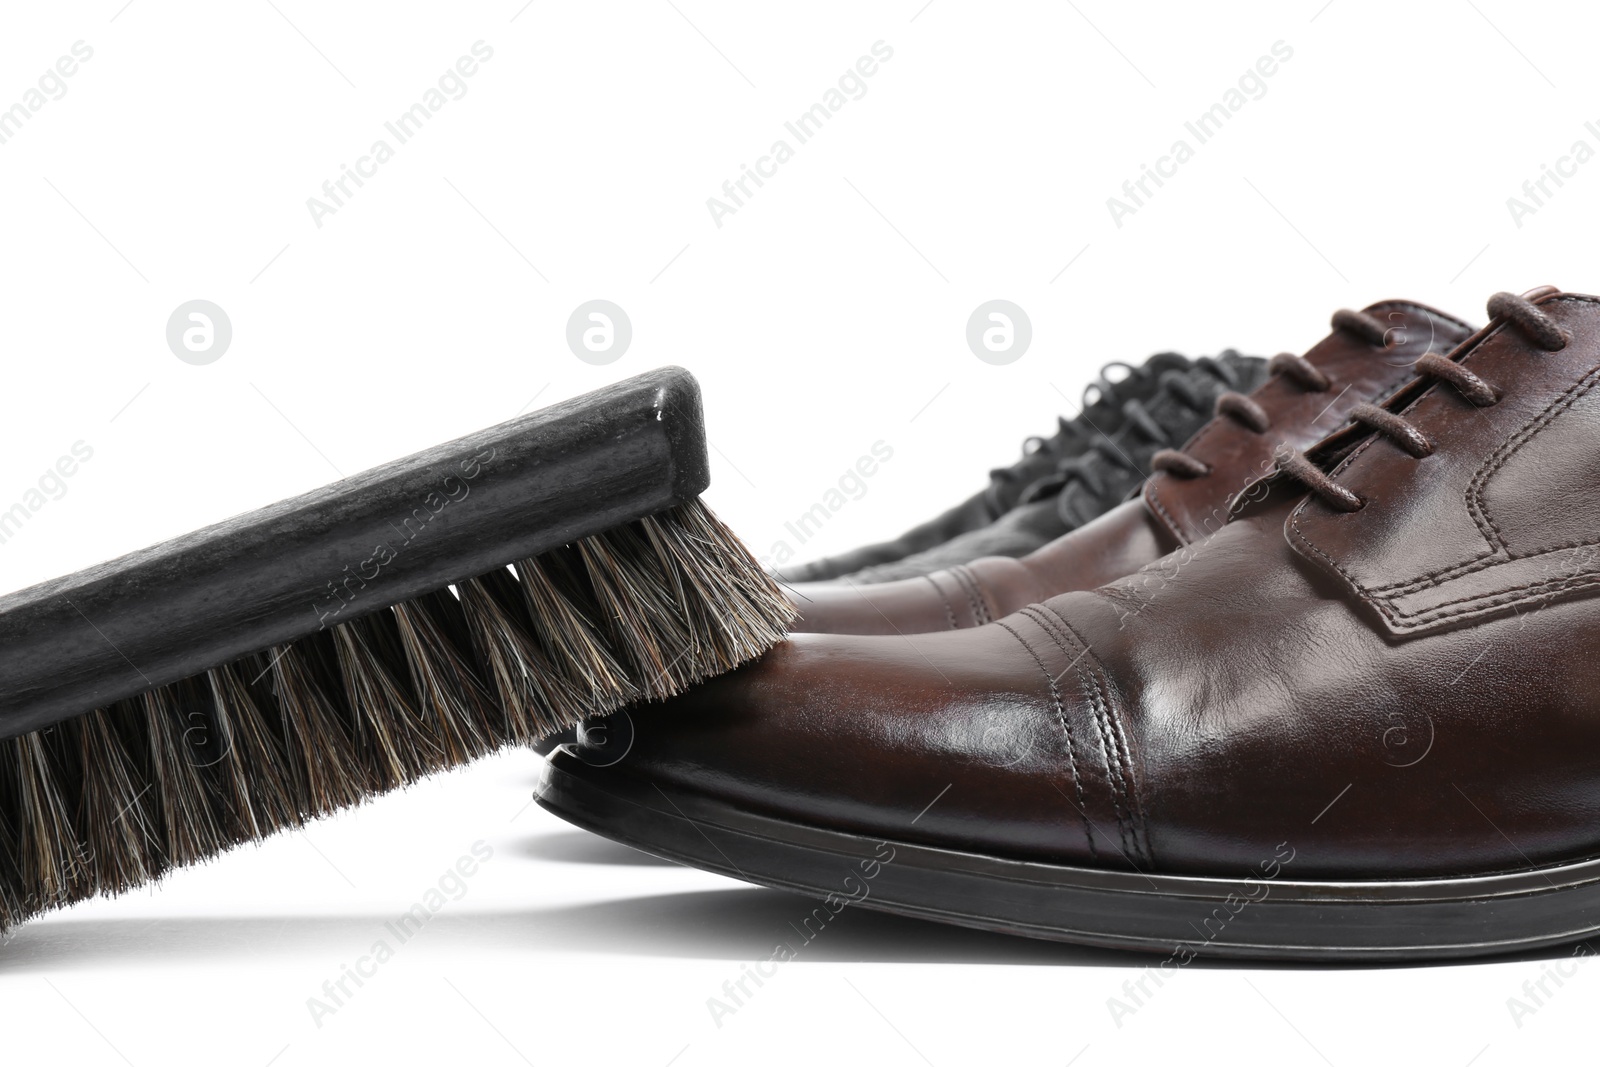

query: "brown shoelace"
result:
(1146, 307), (1385, 481)
(1275, 291), (1567, 512)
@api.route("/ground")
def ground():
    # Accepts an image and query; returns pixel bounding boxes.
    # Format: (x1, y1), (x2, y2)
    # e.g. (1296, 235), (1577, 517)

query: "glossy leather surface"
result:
(790, 301), (1476, 635)
(585, 289), (1600, 881)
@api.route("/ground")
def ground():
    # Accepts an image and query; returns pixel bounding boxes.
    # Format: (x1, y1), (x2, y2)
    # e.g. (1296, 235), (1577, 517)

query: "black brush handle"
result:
(0, 366), (711, 739)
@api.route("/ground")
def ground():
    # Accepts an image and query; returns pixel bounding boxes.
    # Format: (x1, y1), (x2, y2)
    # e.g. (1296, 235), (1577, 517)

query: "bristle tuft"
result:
(0, 497), (794, 933)
(70, 708), (156, 895)
(263, 642), (370, 816)
(141, 683), (227, 870)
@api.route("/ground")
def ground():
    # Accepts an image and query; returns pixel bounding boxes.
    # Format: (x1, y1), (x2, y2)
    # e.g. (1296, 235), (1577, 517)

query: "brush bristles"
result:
(0, 499), (795, 933)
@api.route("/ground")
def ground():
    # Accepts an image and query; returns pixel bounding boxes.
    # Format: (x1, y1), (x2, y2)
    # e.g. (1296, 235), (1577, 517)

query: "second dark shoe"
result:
(772, 351), (1264, 585)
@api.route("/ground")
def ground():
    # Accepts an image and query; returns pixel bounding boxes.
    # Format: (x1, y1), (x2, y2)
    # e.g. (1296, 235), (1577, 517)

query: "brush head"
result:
(0, 368), (794, 933)
(0, 367), (713, 739)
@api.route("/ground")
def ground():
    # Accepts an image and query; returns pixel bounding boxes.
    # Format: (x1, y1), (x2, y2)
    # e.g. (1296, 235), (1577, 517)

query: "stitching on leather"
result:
(995, 618), (1097, 860)
(947, 565), (979, 625)
(1287, 503), (1367, 594)
(1016, 606), (1135, 863)
(1143, 480), (1191, 546)
(1039, 606), (1149, 868)
(1295, 387), (1600, 610)
(1379, 559), (1600, 622)
(1038, 601), (1153, 865)
(974, 566), (997, 625)
(1466, 364), (1600, 550)
(949, 564), (993, 626)
(923, 574), (960, 631)
(1380, 535), (1600, 593)
(1350, 360), (1600, 597)
(1382, 570), (1600, 629)
(970, 565), (997, 625)
(1022, 604), (1154, 868)
(1287, 298), (1600, 611)
(1081, 665), (1141, 865)
(1370, 531), (1600, 600)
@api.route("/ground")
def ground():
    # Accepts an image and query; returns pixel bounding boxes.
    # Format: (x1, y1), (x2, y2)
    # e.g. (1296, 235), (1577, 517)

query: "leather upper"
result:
(789, 301), (1476, 635)
(1289, 293), (1600, 635)
(1143, 300), (1475, 545)
(584, 288), (1600, 882)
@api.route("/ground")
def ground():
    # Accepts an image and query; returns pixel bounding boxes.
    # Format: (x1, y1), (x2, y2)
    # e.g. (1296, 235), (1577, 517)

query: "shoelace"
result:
(1275, 291), (1566, 512)
(981, 356), (1183, 517)
(1018, 355), (1251, 524)
(1146, 307), (1390, 482)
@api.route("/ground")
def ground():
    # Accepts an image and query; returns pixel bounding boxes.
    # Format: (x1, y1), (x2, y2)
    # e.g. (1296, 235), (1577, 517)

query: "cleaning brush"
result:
(0, 366), (793, 933)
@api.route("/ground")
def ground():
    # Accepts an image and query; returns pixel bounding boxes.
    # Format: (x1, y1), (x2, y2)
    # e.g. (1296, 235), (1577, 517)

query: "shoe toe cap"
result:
(564, 626), (1116, 866)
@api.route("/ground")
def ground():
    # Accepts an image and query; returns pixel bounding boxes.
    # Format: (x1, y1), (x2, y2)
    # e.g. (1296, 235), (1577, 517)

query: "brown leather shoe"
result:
(790, 301), (1476, 635)
(539, 288), (1600, 961)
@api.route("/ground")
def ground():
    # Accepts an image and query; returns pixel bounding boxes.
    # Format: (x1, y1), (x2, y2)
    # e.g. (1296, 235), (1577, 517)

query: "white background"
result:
(0, 1), (1596, 1063)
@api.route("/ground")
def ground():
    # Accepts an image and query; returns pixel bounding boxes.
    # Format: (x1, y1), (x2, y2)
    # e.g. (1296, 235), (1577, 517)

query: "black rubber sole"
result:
(537, 752), (1600, 962)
